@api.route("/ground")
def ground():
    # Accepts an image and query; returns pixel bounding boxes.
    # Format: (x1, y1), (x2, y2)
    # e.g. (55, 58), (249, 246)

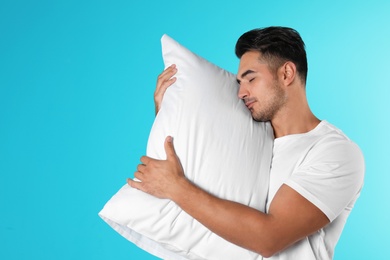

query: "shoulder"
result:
(310, 121), (364, 165)
(300, 120), (365, 188)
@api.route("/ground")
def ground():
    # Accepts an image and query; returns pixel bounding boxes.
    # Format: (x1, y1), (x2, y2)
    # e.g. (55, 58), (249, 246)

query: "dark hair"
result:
(235, 26), (308, 83)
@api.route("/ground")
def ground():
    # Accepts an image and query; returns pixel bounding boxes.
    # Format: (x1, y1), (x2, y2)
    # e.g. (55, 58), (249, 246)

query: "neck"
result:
(271, 113), (320, 138)
(270, 91), (320, 138)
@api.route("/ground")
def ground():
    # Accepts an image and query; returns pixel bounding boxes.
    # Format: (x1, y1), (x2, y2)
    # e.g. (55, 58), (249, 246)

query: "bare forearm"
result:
(130, 137), (329, 257)
(171, 179), (277, 256)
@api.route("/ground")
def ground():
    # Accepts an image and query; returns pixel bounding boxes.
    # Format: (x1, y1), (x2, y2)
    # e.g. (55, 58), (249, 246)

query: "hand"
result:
(154, 64), (177, 115)
(127, 136), (186, 199)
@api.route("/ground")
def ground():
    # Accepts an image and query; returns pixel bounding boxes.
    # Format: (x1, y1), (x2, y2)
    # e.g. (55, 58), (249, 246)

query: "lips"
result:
(244, 99), (256, 109)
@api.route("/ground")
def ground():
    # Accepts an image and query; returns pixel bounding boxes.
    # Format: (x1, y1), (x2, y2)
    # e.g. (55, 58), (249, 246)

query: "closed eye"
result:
(249, 78), (255, 82)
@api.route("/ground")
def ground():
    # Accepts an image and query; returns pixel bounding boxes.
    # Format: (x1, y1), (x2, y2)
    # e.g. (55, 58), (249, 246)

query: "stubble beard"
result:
(251, 80), (287, 122)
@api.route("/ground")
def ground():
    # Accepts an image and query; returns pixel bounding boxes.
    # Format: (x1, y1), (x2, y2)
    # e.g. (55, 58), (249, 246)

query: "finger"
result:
(164, 136), (177, 160)
(137, 163), (146, 173)
(156, 72), (177, 94)
(155, 65), (178, 115)
(156, 65), (177, 88)
(159, 64), (176, 79)
(127, 178), (143, 190)
(163, 64), (176, 74)
(134, 171), (144, 181)
(160, 64), (176, 76)
(155, 77), (176, 99)
(154, 76), (177, 115)
(140, 155), (152, 165)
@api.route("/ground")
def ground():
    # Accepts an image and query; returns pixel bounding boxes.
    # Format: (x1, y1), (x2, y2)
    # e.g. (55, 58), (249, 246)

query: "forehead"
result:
(237, 51), (271, 79)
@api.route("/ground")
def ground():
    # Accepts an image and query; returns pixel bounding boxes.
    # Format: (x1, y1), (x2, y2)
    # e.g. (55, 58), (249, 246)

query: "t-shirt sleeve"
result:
(284, 139), (365, 221)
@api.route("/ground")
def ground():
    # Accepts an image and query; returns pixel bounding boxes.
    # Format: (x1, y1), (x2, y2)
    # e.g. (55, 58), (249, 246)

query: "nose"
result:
(238, 84), (248, 100)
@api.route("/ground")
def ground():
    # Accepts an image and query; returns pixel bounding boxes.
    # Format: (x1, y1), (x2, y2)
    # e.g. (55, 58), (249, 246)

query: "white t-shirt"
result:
(265, 120), (365, 260)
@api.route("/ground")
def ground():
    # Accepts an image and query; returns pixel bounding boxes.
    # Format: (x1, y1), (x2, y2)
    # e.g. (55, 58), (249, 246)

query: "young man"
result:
(127, 27), (365, 259)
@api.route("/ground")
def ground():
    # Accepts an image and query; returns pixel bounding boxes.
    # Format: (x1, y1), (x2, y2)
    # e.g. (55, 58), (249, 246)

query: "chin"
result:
(252, 116), (267, 122)
(252, 112), (271, 122)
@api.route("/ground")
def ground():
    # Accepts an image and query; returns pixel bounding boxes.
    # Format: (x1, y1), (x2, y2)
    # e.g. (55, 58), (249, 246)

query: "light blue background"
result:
(1, 0), (389, 259)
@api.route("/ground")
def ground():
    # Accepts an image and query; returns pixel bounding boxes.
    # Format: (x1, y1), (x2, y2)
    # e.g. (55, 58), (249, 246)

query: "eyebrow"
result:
(236, 69), (256, 84)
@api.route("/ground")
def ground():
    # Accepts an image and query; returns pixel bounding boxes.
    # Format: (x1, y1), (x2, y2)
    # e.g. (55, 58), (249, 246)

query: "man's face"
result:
(236, 51), (286, 122)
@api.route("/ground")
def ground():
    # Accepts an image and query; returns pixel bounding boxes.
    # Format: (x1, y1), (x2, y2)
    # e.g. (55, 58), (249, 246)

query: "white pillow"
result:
(99, 35), (274, 260)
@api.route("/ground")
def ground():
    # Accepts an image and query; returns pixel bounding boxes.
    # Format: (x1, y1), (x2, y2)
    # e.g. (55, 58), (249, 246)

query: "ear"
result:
(280, 61), (296, 86)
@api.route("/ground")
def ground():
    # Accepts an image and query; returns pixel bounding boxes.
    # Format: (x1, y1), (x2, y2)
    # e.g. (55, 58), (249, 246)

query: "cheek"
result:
(251, 82), (268, 99)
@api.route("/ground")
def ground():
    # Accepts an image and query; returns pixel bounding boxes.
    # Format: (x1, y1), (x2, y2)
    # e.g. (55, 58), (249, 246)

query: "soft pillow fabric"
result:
(99, 35), (274, 260)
